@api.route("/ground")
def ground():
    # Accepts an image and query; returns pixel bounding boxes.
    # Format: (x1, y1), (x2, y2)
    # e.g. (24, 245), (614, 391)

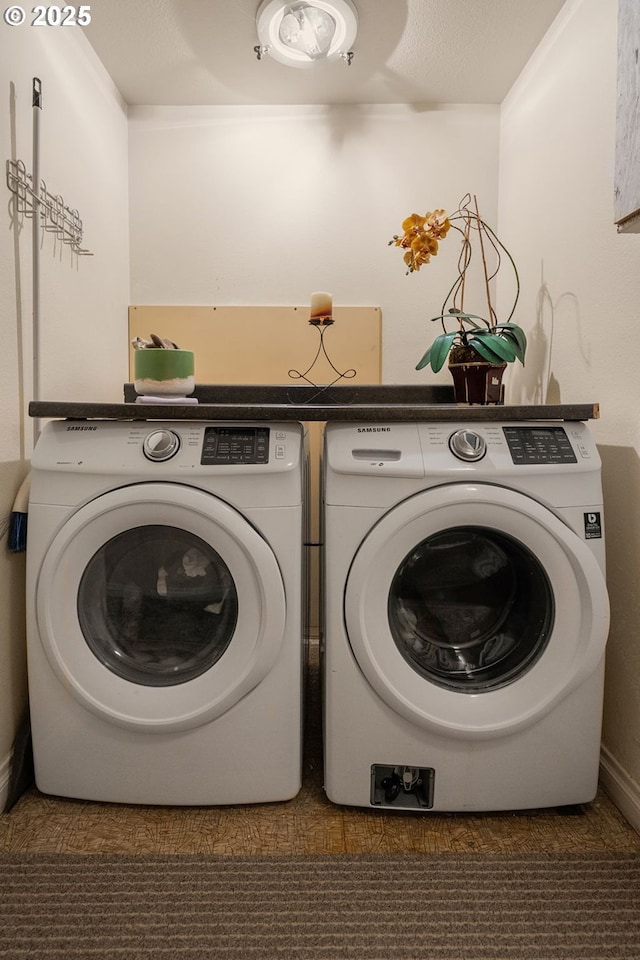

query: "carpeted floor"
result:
(3, 646), (640, 958)
(1, 852), (639, 959)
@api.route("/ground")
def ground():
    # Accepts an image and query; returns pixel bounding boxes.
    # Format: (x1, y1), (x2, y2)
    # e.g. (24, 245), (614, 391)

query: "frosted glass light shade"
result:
(256, 0), (357, 68)
(279, 5), (336, 59)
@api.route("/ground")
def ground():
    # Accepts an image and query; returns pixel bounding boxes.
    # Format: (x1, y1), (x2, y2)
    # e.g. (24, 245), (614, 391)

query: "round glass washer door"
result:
(344, 483), (609, 740)
(77, 524), (239, 688)
(36, 483), (286, 732)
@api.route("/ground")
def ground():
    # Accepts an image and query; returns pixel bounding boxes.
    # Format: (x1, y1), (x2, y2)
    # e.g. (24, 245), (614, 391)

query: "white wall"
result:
(0, 26), (129, 805)
(128, 103), (500, 383)
(2, 28), (131, 456)
(499, 0), (640, 825)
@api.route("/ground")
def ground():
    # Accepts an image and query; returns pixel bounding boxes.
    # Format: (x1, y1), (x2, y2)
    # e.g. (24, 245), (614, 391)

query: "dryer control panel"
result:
(503, 426), (578, 465)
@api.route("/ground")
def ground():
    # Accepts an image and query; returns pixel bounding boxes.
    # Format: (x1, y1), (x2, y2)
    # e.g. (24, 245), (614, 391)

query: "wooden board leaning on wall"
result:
(128, 305), (382, 387)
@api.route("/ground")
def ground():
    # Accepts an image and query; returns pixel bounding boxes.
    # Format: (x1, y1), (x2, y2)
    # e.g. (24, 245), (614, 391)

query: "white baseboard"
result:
(600, 745), (640, 835)
(0, 749), (11, 813)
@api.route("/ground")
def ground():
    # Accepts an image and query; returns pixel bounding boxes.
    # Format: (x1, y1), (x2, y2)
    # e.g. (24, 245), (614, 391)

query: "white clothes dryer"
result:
(26, 419), (306, 805)
(322, 420), (610, 812)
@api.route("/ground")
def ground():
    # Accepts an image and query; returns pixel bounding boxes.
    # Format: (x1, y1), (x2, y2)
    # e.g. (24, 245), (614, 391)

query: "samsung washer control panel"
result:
(503, 426), (578, 465)
(201, 426), (270, 465)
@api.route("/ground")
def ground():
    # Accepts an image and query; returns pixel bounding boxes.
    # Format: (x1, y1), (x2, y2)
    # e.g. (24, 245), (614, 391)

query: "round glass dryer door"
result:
(36, 484), (286, 732)
(344, 483), (609, 740)
(388, 526), (554, 693)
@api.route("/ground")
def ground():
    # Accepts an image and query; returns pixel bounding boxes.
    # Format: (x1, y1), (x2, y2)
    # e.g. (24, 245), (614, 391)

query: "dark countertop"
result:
(29, 385), (599, 422)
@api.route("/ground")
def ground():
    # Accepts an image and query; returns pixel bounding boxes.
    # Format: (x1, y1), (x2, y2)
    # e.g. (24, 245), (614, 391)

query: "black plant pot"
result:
(448, 361), (507, 405)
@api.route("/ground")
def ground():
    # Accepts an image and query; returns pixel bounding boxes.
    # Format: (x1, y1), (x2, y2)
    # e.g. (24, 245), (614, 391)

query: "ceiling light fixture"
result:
(255, 0), (358, 68)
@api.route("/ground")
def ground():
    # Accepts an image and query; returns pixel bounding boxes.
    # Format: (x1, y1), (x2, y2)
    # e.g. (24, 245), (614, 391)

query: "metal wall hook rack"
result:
(288, 322), (357, 404)
(5, 157), (93, 256)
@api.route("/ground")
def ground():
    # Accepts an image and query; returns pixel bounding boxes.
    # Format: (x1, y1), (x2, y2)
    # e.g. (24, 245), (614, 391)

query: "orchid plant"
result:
(390, 194), (526, 372)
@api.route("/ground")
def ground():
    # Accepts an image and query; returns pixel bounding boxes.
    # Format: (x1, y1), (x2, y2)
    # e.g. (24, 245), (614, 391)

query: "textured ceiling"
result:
(84, 0), (567, 106)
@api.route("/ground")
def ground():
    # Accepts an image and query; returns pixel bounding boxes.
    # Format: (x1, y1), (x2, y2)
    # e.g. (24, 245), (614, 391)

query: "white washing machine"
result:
(26, 419), (306, 805)
(322, 420), (610, 812)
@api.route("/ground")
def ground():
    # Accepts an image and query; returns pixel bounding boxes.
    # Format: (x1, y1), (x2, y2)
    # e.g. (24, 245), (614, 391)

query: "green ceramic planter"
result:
(134, 349), (195, 397)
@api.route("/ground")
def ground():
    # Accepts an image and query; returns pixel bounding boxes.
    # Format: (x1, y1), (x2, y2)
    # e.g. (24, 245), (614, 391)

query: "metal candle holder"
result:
(288, 319), (356, 404)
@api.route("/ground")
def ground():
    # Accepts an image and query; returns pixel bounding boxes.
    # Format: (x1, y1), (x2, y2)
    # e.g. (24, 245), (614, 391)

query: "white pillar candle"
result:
(310, 291), (333, 325)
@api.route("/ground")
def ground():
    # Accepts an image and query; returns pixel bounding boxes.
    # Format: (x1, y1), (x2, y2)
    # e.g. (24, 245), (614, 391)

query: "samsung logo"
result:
(66, 425), (97, 431)
(356, 427), (391, 433)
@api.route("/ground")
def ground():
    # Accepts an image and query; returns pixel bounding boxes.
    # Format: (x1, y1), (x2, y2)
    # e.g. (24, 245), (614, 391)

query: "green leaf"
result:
(415, 344), (433, 371)
(446, 310), (486, 326)
(467, 334), (515, 364)
(465, 338), (502, 363)
(430, 332), (459, 372)
(420, 331), (458, 373)
(499, 330), (526, 363)
(484, 333), (517, 362)
(496, 323), (527, 361)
